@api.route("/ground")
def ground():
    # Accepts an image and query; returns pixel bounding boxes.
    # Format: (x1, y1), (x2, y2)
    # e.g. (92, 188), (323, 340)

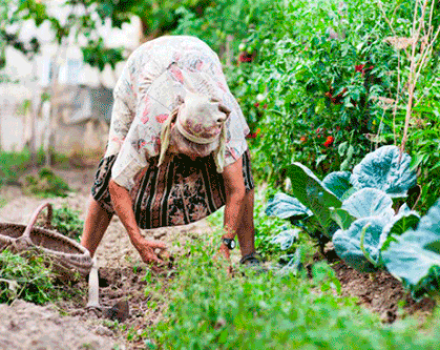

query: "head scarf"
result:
(158, 90), (231, 172)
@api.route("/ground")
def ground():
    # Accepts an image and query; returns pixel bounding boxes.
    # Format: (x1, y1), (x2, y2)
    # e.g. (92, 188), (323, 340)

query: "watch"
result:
(222, 237), (236, 250)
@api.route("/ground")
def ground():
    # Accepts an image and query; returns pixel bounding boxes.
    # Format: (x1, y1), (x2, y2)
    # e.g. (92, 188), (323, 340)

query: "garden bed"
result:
(0, 168), (439, 350)
(332, 261), (435, 323)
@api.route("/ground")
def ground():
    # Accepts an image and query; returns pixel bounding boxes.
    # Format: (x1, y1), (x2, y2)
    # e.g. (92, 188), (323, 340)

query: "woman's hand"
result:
(108, 179), (168, 270)
(134, 238), (167, 265)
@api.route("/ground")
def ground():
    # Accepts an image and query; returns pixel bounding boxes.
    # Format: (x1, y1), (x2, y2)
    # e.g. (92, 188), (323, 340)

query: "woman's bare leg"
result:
(80, 196), (113, 257)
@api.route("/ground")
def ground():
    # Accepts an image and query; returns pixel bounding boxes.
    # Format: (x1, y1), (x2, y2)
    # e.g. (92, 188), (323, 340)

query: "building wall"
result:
(0, 0), (142, 153)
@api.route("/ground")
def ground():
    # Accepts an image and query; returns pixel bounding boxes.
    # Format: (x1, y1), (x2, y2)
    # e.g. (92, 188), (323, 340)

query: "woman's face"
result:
(170, 142), (198, 161)
(169, 124), (201, 161)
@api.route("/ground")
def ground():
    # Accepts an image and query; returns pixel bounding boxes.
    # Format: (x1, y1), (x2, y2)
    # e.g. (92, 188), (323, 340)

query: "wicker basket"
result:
(0, 202), (92, 278)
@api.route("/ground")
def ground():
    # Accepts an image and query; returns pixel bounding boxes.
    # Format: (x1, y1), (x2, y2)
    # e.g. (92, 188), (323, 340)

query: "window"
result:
(41, 58), (83, 86)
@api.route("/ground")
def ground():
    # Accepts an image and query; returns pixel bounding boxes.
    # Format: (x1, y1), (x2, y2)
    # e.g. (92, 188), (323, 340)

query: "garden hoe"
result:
(86, 257), (129, 323)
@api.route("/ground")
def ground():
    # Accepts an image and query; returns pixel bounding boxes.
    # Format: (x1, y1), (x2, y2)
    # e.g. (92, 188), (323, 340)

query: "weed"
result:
(145, 241), (440, 349)
(0, 249), (56, 305)
(49, 205), (84, 241)
(23, 167), (70, 198)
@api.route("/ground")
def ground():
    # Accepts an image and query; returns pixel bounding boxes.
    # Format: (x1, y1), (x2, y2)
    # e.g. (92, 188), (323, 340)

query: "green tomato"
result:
(314, 103), (325, 114)
(239, 43), (246, 52)
(246, 46), (254, 55)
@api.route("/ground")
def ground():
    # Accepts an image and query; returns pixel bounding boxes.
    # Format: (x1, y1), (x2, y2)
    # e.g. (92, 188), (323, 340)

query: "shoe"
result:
(240, 252), (265, 267)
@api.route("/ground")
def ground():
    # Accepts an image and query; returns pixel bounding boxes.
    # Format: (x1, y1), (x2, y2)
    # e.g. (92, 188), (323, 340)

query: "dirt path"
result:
(0, 167), (215, 350)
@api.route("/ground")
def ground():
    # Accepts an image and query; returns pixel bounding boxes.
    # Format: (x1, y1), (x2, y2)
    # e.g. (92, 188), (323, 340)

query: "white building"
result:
(0, 0), (142, 155)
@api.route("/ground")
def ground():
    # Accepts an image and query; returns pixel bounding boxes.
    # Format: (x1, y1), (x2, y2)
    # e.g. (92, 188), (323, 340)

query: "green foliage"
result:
(266, 146), (414, 267)
(1, 0), (213, 73)
(287, 162), (342, 240)
(49, 205), (84, 242)
(147, 242), (440, 349)
(0, 147), (69, 189)
(0, 249), (55, 305)
(81, 38), (124, 71)
(382, 199), (440, 300)
(0, 148), (34, 187)
(24, 168), (71, 198)
(172, 0), (440, 211)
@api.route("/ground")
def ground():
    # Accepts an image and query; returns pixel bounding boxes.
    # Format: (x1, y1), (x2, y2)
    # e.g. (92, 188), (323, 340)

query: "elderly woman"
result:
(80, 35), (258, 267)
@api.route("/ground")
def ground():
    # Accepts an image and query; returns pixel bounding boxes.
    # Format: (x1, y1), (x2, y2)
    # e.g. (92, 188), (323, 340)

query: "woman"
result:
(80, 35), (258, 268)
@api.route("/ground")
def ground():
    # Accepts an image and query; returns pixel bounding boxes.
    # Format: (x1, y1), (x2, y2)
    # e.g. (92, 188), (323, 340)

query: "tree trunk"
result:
(29, 92), (40, 167)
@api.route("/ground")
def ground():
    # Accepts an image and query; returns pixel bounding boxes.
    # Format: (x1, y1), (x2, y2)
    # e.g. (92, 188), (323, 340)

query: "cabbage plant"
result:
(331, 189), (419, 272)
(382, 200), (440, 299)
(266, 145), (418, 266)
(266, 145), (440, 298)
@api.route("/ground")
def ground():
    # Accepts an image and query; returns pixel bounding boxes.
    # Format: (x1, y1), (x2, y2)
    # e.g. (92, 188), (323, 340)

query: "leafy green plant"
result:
(267, 145), (440, 299)
(0, 249), (56, 304)
(331, 188), (419, 272)
(41, 205), (84, 242)
(23, 168), (71, 198)
(382, 199), (440, 300)
(266, 146), (416, 261)
(267, 145), (417, 245)
(147, 241), (440, 349)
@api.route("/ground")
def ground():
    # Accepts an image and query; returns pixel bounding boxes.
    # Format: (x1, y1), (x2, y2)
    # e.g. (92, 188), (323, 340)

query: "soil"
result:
(332, 262), (436, 323)
(0, 166), (214, 350)
(0, 167), (437, 349)
(317, 248), (436, 323)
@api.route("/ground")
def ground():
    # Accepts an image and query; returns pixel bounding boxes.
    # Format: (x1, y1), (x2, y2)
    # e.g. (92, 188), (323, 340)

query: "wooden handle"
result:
(86, 258), (101, 309)
(22, 202), (53, 242)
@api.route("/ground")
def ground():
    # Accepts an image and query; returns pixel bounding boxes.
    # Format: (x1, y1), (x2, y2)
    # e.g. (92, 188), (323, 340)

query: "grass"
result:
(138, 240), (440, 350)
(0, 147), (70, 189)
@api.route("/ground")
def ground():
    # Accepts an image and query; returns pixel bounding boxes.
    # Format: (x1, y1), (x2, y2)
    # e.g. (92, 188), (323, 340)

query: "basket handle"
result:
(22, 202), (53, 242)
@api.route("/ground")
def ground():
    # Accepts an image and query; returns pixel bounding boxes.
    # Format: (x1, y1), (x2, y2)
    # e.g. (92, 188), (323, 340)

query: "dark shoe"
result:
(239, 252), (269, 275)
(240, 252), (262, 266)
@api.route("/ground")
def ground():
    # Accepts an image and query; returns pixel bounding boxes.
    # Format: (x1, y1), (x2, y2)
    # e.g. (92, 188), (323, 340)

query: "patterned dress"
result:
(91, 35), (254, 229)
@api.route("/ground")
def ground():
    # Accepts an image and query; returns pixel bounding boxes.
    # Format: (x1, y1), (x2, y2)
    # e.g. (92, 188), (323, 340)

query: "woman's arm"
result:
(221, 157), (255, 259)
(108, 179), (165, 265)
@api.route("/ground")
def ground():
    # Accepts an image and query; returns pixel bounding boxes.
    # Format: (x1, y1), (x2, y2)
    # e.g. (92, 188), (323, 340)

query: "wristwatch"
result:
(222, 237), (236, 250)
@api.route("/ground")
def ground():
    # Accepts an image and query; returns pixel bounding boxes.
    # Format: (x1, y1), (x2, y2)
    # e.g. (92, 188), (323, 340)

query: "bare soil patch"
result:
(333, 262), (436, 323)
(0, 166), (212, 350)
(315, 249), (437, 323)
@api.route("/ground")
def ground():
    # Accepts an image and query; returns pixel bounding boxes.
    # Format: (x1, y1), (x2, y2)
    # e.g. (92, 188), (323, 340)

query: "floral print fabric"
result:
(91, 150), (254, 229)
(106, 35), (250, 190)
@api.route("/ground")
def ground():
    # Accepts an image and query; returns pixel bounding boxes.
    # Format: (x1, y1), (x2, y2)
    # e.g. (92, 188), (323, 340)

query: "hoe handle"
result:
(86, 258), (101, 310)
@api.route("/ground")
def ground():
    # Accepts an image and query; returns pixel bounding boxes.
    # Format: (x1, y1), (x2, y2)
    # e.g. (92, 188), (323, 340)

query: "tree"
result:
(0, 0), (211, 164)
